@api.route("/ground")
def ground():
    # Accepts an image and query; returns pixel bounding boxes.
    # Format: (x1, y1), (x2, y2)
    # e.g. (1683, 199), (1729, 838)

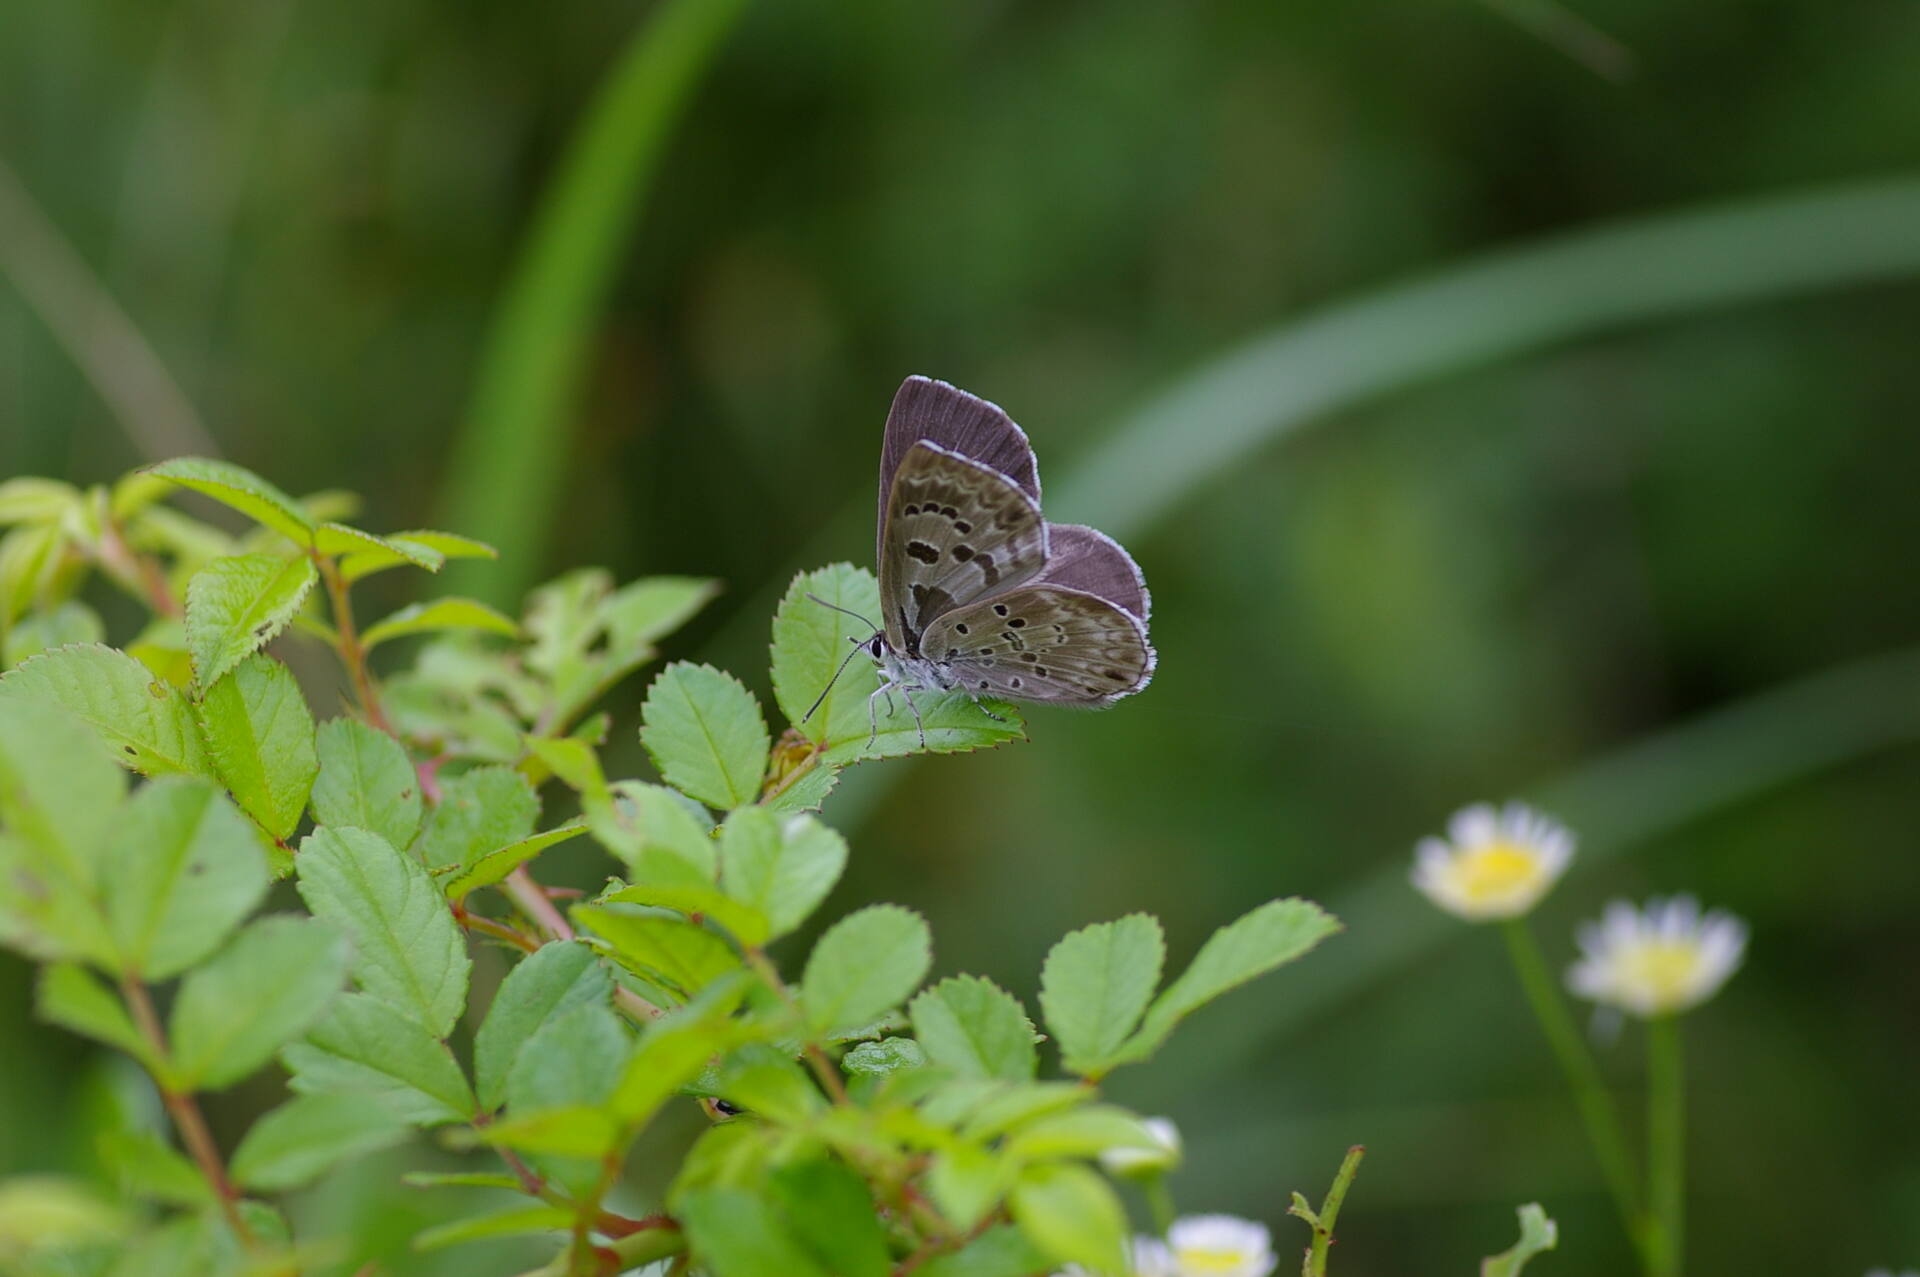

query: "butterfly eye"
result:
(866, 636), (885, 659)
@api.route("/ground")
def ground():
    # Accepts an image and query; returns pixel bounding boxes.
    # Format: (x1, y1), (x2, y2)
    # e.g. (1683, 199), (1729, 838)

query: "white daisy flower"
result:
(1099, 1116), (1182, 1176)
(1566, 896), (1747, 1017)
(1410, 802), (1575, 921)
(1132, 1214), (1278, 1277)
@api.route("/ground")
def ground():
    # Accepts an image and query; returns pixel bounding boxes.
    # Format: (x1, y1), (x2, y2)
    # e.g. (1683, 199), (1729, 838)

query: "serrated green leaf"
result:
(282, 992), (475, 1125)
(195, 656), (317, 839)
(442, 820), (587, 900)
(104, 777), (268, 979)
(761, 760), (840, 813)
(639, 662), (770, 809)
(766, 1159), (891, 1277)
(3, 600), (103, 666)
(1039, 914), (1164, 1078)
(589, 780), (715, 877)
(678, 1188), (832, 1277)
(184, 554), (318, 688)
(0, 696), (124, 885)
(168, 915), (351, 1090)
(309, 718), (423, 850)
(0, 643), (211, 779)
(917, 1224), (1057, 1277)
(718, 807), (847, 941)
(712, 1044), (825, 1123)
(412, 764), (536, 871)
(473, 940), (612, 1111)
(801, 905), (932, 1038)
(600, 876), (770, 947)
(311, 523), (444, 571)
(1116, 898), (1341, 1066)
(361, 598), (519, 649)
(842, 1037), (927, 1080)
(1002, 1105), (1162, 1162)
(411, 1204), (572, 1252)
(505, 999), (630, 1195)
(611, 987), (745, 1124)
(96, 1129), (214, 1208)
(1483, 1203), (1559, 1276)
(340, 530), (495, 582)
(230, 1092), (408, 1192)
(927, 1143), (1005, 1233)
(1007, 1162), (1129, 1276)
(575, 905), (740, 1000)
(911, 976), (1038, 1082)
(954, 1082), (1092, 1140)
(771, 565), (1025, 760)
(602, 575), (719, 652)
(36, 964), (158, 1071)
(143, 458), (316, 546)
(296, 827), (470, 1036)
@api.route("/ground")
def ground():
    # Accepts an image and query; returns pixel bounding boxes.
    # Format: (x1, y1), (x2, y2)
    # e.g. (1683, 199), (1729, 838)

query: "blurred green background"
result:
(4, 0), (1919, 1273)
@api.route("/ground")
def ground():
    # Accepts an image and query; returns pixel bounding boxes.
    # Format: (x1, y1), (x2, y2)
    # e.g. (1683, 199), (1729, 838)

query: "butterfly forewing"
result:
(877, 376), (1040, 549)
(919, 585), (1154, 705)
(879, 442), (1049, 655)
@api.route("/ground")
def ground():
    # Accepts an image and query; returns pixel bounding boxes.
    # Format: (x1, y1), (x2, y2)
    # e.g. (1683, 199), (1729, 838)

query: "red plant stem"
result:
(119, 975), (256, 1249)
(317, 553), (392, 733)
(502, 867), (573, 942)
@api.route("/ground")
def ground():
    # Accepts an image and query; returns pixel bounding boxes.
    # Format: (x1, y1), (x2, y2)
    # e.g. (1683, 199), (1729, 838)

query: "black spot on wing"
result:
(907, 541), (940, 564)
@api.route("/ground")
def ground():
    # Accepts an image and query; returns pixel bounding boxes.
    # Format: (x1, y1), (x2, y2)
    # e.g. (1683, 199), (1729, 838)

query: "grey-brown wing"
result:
(877, 376), (1039, 559)
(919, 586), (1155, 705)
(879, 442), (1048, 655)
(1033, 524), (1150, 621)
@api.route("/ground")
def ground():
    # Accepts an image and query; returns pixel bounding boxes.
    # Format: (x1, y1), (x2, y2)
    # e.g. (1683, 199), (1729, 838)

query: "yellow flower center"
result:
(1175, 1247), (1255, 1274)
(1453, 842), (1542, 902)
(1618, 941), (1702, 1006)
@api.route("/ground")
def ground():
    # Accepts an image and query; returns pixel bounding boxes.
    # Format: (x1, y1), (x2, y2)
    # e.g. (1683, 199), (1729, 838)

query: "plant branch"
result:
(742, 946), (849, 1105)
(317, 553), (391, 733)
(502, 867), (574, 942)
(1289, 1145), (1364, 1277)
(1501, 919), (1650, 1266)
(119, 975), (256, 1249)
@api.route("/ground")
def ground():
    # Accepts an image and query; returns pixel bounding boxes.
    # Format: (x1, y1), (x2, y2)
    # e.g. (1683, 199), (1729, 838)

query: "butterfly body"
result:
(843, 376), (1154, 744)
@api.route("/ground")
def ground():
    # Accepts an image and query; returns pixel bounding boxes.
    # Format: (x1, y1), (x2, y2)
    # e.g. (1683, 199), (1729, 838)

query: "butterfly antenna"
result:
(803, 639), (874, 723)
(805, 592), (881, 631)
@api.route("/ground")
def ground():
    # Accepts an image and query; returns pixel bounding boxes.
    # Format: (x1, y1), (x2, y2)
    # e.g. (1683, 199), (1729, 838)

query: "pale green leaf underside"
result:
(361, 597), (519, 649)
(283, 991), (475, 1125)
(473, 940), (612, 1111)
(640, 661), (771, 809)
(230, 1092), (409, 1191)
(184, 553), (319, 688)
(1007, 1162), (1130, 1277)
(104, 777), (269, 980)
(442, 821), (587, 900)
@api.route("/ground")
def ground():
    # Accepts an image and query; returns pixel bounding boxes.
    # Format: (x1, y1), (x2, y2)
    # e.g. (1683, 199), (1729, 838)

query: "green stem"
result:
(317, 554), (391, 734)
(1647, 1016), (1685, 1277)
(1307, 1146), (1364, 1277)
(1142, 1175), (1176, 1237)
(1501, 919), (1650, 1266)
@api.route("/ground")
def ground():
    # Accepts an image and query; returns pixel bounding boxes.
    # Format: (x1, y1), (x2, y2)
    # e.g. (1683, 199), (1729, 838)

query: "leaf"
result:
(0, 832), (114, 968)
(36, 963), (158, 1071)
(2, 600), (103, 666)
(96, 1130), (213, 1208)
(472, 1104), (619, 1159)
(473, 940), (612, 1110)
(610, 987), (745, 1124)
(800, 905), (932, 1038)
(413, 765), (537, 870)
(1038, 914), (1164, 1078)
(1002, 1106), (1164, 1162)
(282, 992), (476, 1126)
(442, 821), (587, 900)
(911, 976), (1038, 1082)
(229, 1092), (409, 1192)
(411, 1204), (572, 1252)
(771, 565), (1026, 761)
(339, 530), (496, 583)
(575, 905), (740, 1000)
(360, 598), (519, 649)
(168, 915), (351, 1090)
(103, 777), (269, 980)
(0, 696), (123, 885)
(311, 523), (444, 570)
(143, 458), (315, 546)
(678, 1188), (831, 1277)
(309, 718), (423, 850)
(195, 656), (317, 839)
(589, 780), (715, 878)
(0, 643), (211, 779)
(1116, 898), (1341, 1065)
(717, 806), (848, 941)
(917, 1225), (1056, 1277)
(1483, 1204), (1560, 1276)
(604, 575), (721, 648)
(842, 1037), (927, 1081)
(927, 1143), (1005, 1233)
(1007, 1162), (1130, 1277)
(295, 827), (471, 1036)
(505, 1000), (632, 1195)
(0, 476), (81, 524)
(184, 553), (318, 688)
(639, 662), (770, 809)
(713, 1045), (825, 1124)
(761, 759), (840, 814)
(399, 1170), (522, 1190)
(765, 1159), (892, 1277)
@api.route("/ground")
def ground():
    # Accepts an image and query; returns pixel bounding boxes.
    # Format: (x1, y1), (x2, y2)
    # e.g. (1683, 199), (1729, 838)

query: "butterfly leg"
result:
(900, 684), (928, 748)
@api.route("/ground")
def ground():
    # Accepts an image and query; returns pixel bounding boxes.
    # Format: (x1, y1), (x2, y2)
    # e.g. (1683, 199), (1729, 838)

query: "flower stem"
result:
(1501, 918), (1650, 1266)
(1647, 1015), (1685, 1277)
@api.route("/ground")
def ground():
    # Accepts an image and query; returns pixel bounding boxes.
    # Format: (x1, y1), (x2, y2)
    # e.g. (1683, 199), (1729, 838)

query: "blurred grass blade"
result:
(440, 0), (752, 602)
(1053, 177), (1920, 537)
(0, 157), (219, 459)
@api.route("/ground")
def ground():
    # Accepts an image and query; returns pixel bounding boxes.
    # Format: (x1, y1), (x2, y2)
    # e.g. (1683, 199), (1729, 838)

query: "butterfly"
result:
(811, 375), (1156, 745)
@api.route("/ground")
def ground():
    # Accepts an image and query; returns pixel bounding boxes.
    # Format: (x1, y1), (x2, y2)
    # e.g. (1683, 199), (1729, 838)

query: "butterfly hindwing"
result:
(879, 442), (1049, 655)
(918, 584), (1155, 706)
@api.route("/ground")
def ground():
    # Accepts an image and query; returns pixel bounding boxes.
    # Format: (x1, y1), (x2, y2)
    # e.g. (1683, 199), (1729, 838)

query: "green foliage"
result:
(1484, 1204), (1561, 1276)
(0, 460), (1346, 1277)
